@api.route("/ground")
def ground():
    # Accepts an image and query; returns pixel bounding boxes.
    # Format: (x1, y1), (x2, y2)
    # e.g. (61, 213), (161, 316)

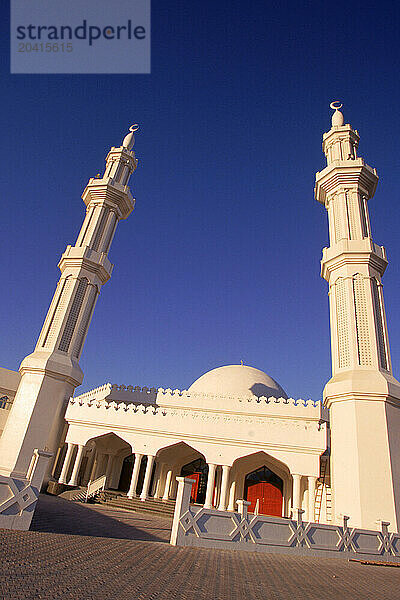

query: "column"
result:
(51, 446), (63, 477)
(292, 473), (302, 512)
(204, 463), (216, 509)
(88, 450), (98, 482)
(227, 480), (236, 511)
(154, 463), (166, 499)
(58, 442), (74, 484)
(94, 452), (105, 479)
(308, 476), (317, 522)
(162, 469), (173, 501)
(105, 454), (114, 488)
(100, 210), (117, 254)
(140, 455), (155, 501)
(68, 444), (84, 486)
(218, 465), (231, 511)
(127, 453), (143, 498)
(82, 449), (96, 485)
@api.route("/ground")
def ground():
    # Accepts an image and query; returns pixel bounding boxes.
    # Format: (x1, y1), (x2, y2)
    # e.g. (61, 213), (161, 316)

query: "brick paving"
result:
(0, 494), (399, 600)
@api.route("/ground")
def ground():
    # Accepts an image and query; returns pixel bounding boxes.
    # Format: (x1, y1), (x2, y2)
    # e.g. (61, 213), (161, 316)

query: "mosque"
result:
(0, 104), (400, 534)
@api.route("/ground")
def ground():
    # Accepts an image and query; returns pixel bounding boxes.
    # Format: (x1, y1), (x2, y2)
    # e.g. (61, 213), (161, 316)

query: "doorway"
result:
(244, 465), (283, 516)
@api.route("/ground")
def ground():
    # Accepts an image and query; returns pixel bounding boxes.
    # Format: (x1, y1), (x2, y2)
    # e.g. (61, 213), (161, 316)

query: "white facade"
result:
(57, 365), (327, 520)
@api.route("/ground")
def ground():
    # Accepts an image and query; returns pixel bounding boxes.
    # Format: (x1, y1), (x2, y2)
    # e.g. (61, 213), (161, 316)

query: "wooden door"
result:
(186, 473), (201, 503)
(246, 481), (282, 516)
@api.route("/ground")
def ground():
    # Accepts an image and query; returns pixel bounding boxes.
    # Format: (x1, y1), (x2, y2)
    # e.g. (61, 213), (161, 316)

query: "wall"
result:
(170, 477), (400, 561)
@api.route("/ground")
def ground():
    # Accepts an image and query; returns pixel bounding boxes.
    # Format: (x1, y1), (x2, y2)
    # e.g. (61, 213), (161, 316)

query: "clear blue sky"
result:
(1, 1), (400, 399)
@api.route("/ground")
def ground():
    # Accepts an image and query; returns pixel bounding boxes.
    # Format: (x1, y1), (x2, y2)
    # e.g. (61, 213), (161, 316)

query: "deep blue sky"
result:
(1, 1), (400, 399)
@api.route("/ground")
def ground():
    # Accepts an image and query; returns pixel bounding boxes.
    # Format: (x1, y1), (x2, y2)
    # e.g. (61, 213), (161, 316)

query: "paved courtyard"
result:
(0, 494), (400, 600)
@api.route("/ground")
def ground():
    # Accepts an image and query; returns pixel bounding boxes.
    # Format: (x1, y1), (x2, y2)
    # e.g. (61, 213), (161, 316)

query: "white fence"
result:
(170, 477), (400, 562)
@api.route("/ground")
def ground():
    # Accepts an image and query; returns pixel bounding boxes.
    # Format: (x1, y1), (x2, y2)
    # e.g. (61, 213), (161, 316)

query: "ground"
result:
(0, 495), (399, 600)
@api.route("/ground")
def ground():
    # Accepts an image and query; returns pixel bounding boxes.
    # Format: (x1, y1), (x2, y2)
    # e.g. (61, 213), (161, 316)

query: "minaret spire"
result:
(315, 104), (400, 531)
(0, 125), (139, 487)
(316, 103), (389, 375)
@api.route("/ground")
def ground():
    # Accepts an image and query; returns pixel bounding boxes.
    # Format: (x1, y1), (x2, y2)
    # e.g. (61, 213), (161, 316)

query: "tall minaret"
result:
(315, 103), (400, 531)
(0, 125), (139, 483)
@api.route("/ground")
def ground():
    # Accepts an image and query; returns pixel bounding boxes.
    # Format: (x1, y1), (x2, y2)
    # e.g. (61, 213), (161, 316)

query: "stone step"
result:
(106, 502), (175, 517)
(97, 492), (177, 517)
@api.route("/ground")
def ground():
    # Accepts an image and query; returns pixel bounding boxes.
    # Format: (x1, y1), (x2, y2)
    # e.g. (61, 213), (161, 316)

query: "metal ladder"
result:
(314, 457), (332, 523)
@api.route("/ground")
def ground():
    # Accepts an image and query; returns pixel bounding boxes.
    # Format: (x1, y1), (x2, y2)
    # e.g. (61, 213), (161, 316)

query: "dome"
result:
(188, 364), (287, 399)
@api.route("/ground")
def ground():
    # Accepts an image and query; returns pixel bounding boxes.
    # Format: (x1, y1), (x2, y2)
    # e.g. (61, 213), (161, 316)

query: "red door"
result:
(186, 473), (200, 503)
(246, 481), (282, 516)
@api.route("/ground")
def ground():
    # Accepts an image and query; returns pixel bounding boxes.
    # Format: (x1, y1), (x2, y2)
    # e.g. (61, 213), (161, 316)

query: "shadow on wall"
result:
(31, 494), (171, 543)
(250, 383), (287, 399)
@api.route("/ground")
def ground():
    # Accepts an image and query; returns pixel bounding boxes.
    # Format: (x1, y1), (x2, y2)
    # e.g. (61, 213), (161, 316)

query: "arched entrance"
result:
(244, 466), (283, 516)
(180, 458), (208, 504)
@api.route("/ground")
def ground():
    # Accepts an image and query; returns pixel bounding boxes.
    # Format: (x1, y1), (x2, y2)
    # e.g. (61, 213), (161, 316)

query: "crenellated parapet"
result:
(71, 383), (327, 423)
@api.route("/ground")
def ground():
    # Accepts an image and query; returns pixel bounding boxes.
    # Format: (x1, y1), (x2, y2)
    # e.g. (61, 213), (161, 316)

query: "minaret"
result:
(0, 125), (139, 483)
(315, 103), (400, 531)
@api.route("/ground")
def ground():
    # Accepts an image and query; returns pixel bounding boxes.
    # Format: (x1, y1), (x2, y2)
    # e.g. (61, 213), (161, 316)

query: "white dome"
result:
(188, 364), (287, 399)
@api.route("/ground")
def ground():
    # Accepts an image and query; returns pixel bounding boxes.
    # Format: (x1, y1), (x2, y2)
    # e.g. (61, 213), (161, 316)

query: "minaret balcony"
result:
(82, 177), (135, 220)
(320, 239), (387, 280)
(315, 160), (378, 205)
(58, 245), (113, 284)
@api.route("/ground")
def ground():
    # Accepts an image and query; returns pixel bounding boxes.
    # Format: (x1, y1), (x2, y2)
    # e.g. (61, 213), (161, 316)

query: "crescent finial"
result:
(122, 124), (139, 150)
(330, 101), (344, 127)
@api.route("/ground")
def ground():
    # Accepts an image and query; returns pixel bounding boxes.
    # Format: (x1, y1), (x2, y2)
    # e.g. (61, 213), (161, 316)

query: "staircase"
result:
(97, 490), (177, 518)
(59, 475), (107, 503)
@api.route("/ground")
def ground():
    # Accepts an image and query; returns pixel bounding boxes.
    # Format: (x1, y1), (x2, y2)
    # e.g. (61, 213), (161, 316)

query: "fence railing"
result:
(170, 477), (400, 562)
(85, 475), (106, 502)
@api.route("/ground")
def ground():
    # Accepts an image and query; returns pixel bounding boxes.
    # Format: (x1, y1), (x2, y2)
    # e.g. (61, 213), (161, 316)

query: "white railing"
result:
(85, 475), (106, 502)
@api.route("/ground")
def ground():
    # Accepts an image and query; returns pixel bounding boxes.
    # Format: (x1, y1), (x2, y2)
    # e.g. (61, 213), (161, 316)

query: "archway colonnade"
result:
(53, 434), (319, 520)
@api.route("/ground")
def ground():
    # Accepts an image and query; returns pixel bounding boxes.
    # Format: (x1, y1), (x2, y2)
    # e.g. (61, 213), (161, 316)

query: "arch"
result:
(55, 431), (133, 488)
(244, 465), (284, 516)
(154, 441), (206, 501)
(230, 451), (291, 516)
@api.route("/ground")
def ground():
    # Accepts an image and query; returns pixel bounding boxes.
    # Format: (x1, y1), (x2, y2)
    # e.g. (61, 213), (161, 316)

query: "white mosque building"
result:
(1, 104), (400, 534)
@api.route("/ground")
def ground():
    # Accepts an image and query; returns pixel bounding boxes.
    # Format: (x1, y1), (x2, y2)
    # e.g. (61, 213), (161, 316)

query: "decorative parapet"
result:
(72, 383), (113, 402)
(72, 384), (328, 422)
(170, 477), (400, 560)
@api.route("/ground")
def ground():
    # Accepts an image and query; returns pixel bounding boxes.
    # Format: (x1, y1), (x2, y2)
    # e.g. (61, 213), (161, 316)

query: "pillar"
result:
(68, 444), (84, 486)
(58, 443), (74, 484)
(140, 455), (155, 501)
(82, 448), (96, 485)
(227, 480), (236, 511)
(105, 454), (114, 487)
(88, 451), (98, 482)
(204, 463), (216, 509)
(127, 453), (143, 498)
(162, 469), (173, 501)
(292, 473), (302, 512)
(154, 463), (166, 499)
(218, 465), (231, 511)
(94, 452), (105, 479)
(308, 476), (317, 522)
(51, 446), (63, 477)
